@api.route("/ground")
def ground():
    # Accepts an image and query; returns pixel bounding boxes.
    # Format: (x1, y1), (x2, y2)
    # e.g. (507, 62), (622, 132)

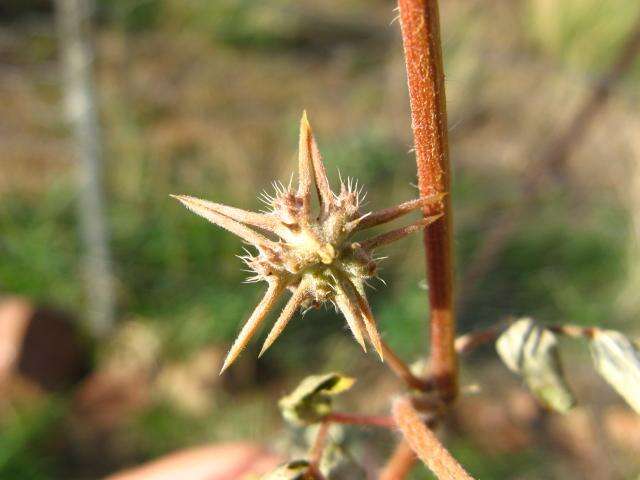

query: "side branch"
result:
(358, 215), (441, 251)
(325, 412), (395, 429)
(398, 0), (457, 399)
(381, 339), (433, 391)
(455, 322), (598, 355)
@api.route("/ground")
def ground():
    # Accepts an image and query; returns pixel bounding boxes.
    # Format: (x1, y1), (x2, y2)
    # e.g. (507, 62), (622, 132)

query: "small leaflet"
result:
(496, 317), (576, 413)
(279, 373), (355, 426)
(261, 460), (314, 480)
(590, 329), (640, 414)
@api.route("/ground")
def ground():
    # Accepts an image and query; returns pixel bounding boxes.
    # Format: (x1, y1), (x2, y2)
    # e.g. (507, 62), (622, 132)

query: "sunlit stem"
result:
(392, 397), (475, 479)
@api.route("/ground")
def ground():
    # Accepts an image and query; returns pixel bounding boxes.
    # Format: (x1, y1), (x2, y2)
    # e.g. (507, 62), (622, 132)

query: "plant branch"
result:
(381, 339), (433, 391)
(455, 322), (598, 355)
(398, 0), (457, 400)
(379, 440), (417, 480)
(309, 420), (331, 467)
(325, 412), (395, 429)
(392, 397), (475, 480)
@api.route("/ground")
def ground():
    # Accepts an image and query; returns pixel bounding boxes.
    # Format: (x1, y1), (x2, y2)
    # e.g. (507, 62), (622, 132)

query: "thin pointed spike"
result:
(355, 193), (445, 231)
(171, 195), (276, 249)
(174, 195), (282, 235)
(358, 214), (442, 251)
(338, 276), (384, 360)
(220, 281), (284, 373)
(259, 280), (308, 357)
(335, 292), (367, 352)
(309, 131), (333, 215)
(344, 212), (371, 232)
(297, 111), (313, 212)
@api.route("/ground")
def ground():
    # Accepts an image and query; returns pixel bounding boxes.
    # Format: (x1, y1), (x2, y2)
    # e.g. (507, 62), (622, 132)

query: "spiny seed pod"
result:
(172, 112), (442, 373)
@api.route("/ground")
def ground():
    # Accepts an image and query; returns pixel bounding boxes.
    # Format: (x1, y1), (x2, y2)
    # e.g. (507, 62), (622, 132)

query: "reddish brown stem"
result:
(309, 420), (331, 467)
(392, 397), (475, 480)
(398, 0), (457, 400)
(308, 464), (327, 480)
(379, 440), (417, 480)
(547, 324), (596, 339)
(325, 412), (395, 429)
(455, 323), (598, 355)
(381, 339), (433, 391)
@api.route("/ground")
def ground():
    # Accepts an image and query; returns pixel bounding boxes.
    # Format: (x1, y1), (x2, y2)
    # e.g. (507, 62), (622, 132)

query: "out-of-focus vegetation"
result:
(1, 0), (640, 478)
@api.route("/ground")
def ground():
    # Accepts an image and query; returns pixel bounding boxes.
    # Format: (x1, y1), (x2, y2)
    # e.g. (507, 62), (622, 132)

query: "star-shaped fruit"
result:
(172, 112), (442, 373)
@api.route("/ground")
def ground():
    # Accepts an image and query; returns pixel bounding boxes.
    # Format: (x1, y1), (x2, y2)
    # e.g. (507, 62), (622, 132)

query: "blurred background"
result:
(1, 0), (640, 478)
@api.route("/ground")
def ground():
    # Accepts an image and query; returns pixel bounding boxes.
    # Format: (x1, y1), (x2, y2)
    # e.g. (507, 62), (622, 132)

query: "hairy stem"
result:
(393, 397), (474, 480)
(398, 0), (457, 400)
(354, 193), (443, 231)
(358, 215), (441, 251)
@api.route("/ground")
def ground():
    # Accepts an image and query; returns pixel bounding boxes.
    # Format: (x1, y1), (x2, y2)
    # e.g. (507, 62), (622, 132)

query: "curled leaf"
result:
(590, 329), (640, 414)
(496, 318), (576, 413)
(261, 460), (315, 479)
(279, 373), (355, 425)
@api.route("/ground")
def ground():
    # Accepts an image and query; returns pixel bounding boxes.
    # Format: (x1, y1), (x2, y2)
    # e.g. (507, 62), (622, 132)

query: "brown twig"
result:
(547, 324), (597, 339)
(457, 11), (640, 314)
(381, 339), (433, 392)
(392, 397), (475, 480)
(398, 0), (457, 401)
(308, 464), (327, 480)
(454, 323), (505, 355)
(455, 322), (598, 355)
(379, 440), (417, 480)
(325, 412), (395, 429)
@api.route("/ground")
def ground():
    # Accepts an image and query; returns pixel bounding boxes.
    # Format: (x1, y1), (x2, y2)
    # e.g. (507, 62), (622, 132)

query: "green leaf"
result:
(590, 329), (640, 414)
(279, 373), (355, 426)
(261, 460), (315, 480)
(496, 318), (576, 413)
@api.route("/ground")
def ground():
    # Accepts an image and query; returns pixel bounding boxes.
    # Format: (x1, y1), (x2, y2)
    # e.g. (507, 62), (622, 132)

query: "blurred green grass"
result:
(0, 397), (65, 480)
